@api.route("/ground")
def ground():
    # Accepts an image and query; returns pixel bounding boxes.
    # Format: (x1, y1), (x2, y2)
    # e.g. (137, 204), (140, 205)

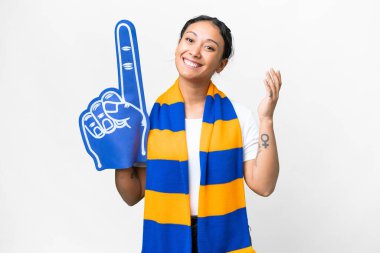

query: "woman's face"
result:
(175, 21), (228, 83)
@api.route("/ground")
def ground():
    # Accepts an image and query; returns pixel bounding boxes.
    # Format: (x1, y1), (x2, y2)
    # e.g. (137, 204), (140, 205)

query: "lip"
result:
(182, 57), (203, 68)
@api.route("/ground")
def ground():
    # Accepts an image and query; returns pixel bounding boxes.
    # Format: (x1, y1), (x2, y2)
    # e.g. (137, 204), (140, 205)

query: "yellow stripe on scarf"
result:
(198, 178), (247, 217)
(200, 119), (243, 152)
(155, 81), (227, 106)
(144, 190), (191, 226)
(227, 246), (257, 253)
(147, 129), (188, 161)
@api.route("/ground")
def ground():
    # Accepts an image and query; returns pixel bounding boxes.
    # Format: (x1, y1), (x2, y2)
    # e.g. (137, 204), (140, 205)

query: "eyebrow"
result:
(185, 31), (220, 47)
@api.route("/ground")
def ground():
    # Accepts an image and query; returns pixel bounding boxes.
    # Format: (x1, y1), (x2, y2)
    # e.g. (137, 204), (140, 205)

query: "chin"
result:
(178, 70), (205, 82)
(176, 63), (208, 83)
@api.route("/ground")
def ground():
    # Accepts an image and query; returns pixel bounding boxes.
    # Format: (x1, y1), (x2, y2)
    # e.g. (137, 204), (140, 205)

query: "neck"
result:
(178, 76), (210, 106)
(178, 76), (210, 119)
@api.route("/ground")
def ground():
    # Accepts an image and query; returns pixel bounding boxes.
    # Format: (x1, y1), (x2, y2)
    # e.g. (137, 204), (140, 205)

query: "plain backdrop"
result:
(1, 0), (379, 252)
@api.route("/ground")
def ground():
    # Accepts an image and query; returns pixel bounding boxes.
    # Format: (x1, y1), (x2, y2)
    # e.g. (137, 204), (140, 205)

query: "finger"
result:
(264, 79), (273, 98)
(277, 70), (281, 81)
(269, 69), (280, 95)
(276, 70), (282, 89)
(81, 112), (104, 138)
(269, 68), (280, 86)
(115, 20), (145, 110)
(90, 100), (115, 133)
(102, 90), (132, 123)
(102, 90), (123, 115)
(266, 72), (277, 98)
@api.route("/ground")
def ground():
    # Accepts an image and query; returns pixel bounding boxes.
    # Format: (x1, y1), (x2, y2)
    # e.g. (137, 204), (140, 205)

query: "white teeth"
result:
(184, 58), (200, 68)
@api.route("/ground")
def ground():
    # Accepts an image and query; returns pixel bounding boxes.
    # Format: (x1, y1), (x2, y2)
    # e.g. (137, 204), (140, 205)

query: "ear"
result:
(216, 58), (228, 73)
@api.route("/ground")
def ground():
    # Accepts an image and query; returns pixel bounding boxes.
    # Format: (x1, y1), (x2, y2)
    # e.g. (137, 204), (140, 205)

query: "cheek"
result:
(175, 48), (182, 63)
(177, 41), (190, 53)
(175, 45), (183, 59)
(175, 47), (184, 68)
(206, 56), (222, 69)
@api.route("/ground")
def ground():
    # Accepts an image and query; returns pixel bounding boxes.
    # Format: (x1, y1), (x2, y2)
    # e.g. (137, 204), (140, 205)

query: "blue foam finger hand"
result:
(79, 20), (150, 171)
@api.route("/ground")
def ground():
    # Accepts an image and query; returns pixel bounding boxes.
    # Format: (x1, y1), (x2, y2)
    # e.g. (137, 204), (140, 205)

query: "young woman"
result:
(115, 15), (281, 253)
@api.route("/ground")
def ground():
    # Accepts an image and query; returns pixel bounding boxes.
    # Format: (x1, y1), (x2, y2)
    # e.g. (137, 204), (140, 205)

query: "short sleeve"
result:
(230, 100), (259, 162)
(242, 111), (259, 161)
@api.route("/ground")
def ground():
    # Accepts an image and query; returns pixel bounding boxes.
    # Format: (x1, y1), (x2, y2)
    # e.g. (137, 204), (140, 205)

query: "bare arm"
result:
(243, 119), (279, 196)
(115, 166), (146, 206)
(244, 68), (282, 197)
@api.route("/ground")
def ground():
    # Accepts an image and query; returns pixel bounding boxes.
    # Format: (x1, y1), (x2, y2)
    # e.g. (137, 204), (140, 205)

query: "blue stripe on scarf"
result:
(197, 207), (252, 252)
(203, 94), (238, 123)
(200, 148), (243, 185)
(146, 159), (189, 193)
(142, 219), (192, 253)
(146, 147), (242, 193)
(150, 102), (185, 131)
(150, 94), (237, 131)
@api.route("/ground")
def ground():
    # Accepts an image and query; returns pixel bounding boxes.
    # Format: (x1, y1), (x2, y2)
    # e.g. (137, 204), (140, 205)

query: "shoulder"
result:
(229, 99), (253, 122)
(229, 99), (259, 134)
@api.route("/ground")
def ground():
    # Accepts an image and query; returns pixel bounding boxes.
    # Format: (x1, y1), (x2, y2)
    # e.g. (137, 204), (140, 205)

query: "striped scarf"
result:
(142, 78), (256, 253)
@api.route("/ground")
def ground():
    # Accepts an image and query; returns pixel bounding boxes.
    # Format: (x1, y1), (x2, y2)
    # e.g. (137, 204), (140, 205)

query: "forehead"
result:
(184, 21), (224, 44)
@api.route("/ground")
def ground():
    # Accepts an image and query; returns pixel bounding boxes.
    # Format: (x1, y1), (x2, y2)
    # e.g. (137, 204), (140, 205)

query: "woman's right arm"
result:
(115, 166), (146, 206)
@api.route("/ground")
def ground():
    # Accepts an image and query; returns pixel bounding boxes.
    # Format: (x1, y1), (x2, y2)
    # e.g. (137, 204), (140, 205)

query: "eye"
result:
(185, 37), (193, 43)
(205, 45), (215, 51)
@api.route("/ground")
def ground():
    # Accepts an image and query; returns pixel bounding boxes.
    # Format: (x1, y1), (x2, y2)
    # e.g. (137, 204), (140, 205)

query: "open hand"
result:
(257, 68), (282, 121)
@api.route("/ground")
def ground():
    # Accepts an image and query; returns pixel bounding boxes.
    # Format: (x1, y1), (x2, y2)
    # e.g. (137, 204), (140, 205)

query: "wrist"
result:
(259, 117), (273, 125)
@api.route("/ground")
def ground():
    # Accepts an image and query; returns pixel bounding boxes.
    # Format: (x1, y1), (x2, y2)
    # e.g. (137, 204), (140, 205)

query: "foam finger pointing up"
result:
(115, 20), (143, 109)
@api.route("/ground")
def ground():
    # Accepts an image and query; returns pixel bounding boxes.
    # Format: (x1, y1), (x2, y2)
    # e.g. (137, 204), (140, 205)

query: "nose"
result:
(189, 44), (201, 58)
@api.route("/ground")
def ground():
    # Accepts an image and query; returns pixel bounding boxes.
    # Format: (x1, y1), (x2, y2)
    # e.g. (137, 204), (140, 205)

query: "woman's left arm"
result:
(243, 68), (282, 197)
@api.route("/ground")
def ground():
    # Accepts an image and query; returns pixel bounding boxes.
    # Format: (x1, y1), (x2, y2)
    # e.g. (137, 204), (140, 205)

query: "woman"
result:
(115, 15), (281, 253)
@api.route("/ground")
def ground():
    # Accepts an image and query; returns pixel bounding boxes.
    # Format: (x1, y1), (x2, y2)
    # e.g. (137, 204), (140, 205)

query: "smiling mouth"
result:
(183, 57), (202, 68)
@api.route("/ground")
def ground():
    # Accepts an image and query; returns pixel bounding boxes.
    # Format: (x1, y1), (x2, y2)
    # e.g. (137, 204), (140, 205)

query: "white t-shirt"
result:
(185, 100), (259, 215)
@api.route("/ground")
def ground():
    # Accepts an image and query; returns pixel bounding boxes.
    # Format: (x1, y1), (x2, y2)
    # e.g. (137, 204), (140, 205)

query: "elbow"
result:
(123, 196), (135, 206)
(126, 199), (138, 207)
(124, 187), (145, 206)
(259, 189), (274, 197)
(121, 194), (141, 206)
(115, 184), (138, 207)
(252, 185), (276, 197)
(123, 191), (145, 206)
(118, 191), (142, 206)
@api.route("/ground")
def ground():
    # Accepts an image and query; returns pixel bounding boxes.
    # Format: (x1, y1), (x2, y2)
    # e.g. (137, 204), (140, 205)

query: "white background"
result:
(1, 0), (379, 252)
